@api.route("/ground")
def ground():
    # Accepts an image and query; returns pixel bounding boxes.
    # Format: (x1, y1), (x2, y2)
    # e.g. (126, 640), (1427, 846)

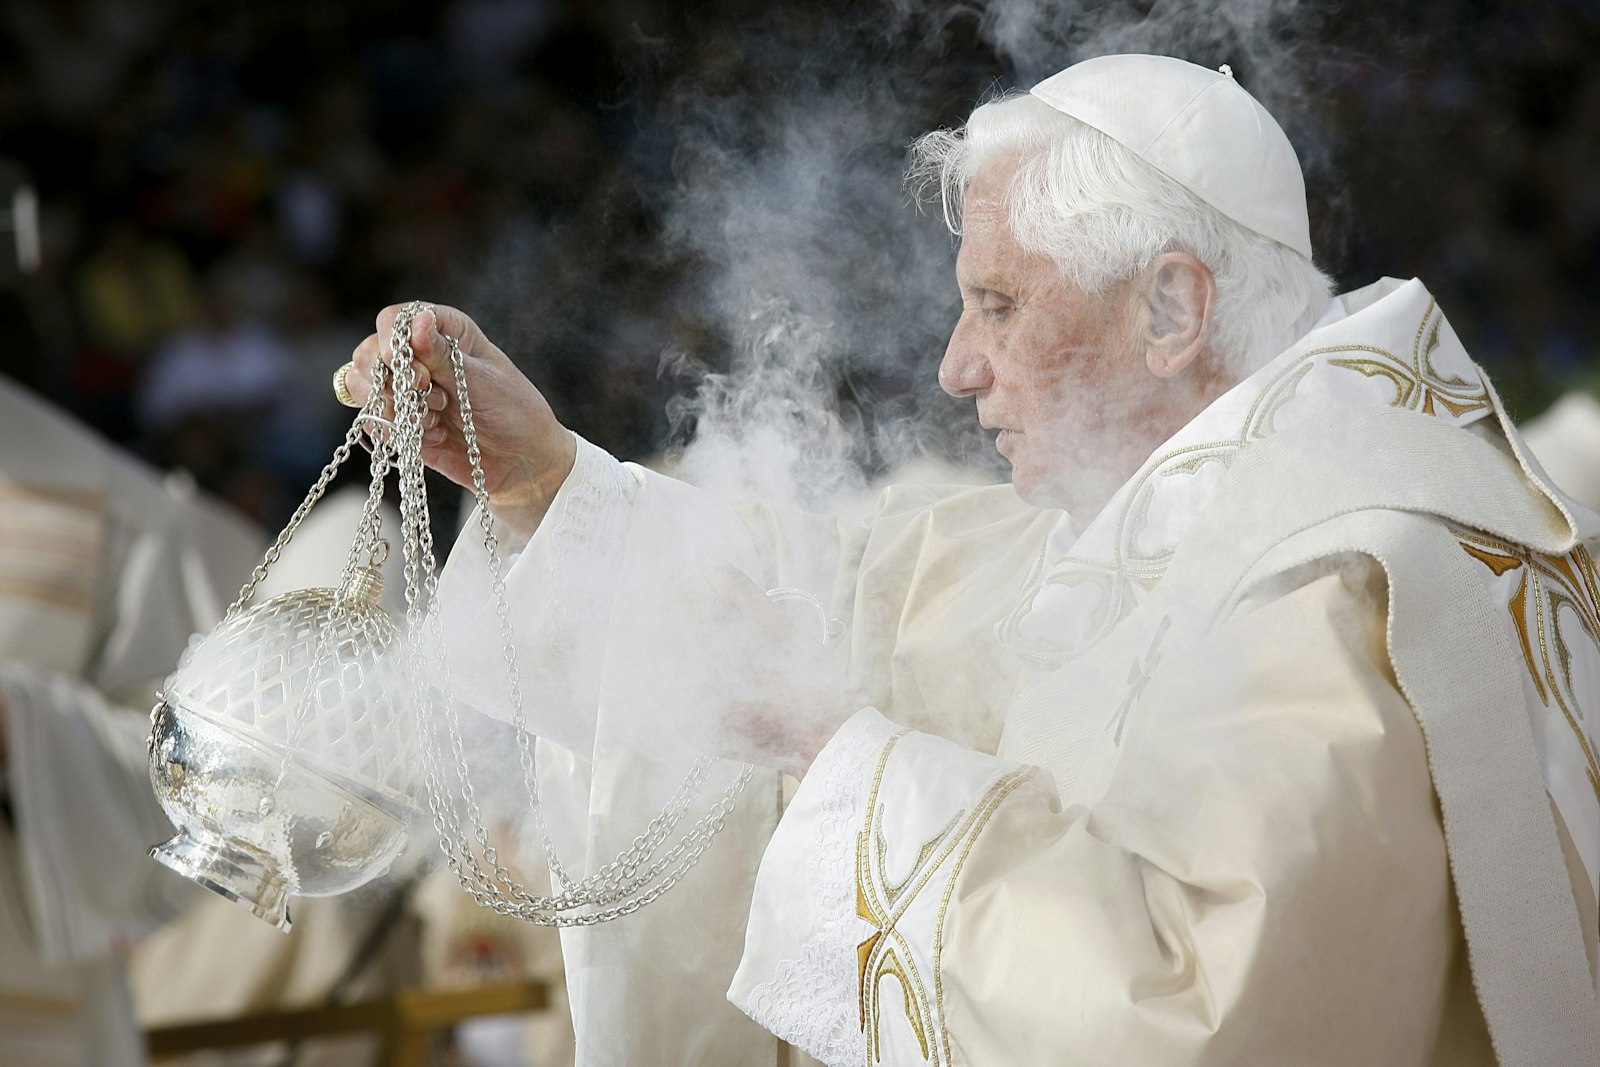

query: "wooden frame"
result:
(145, 979), (550, 1067)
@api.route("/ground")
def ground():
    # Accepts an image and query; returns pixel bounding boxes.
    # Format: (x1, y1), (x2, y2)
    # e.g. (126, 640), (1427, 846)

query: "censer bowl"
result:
(148, 699), (410, 931)
(145, 566), (417, 933)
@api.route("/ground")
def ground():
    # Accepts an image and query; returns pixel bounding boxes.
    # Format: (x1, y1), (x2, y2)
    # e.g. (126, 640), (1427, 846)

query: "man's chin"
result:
(1009, 462), (1068, 510)
(1010, 460), (1118, 520)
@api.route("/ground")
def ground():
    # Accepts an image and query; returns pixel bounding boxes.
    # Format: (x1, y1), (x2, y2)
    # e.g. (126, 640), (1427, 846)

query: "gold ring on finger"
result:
(333, 362), (360, 408)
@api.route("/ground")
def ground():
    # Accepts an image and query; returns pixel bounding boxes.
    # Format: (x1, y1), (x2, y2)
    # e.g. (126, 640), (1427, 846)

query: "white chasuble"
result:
(728, 278), (1600, 1064)
(439, 278), (1600, 1064)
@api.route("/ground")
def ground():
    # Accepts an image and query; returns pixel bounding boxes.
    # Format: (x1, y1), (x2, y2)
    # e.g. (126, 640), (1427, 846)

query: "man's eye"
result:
(961, 290), (1015, 318)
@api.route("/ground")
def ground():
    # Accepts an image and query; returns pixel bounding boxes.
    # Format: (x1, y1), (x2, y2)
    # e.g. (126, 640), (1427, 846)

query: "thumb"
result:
(426, 303), (490, 356)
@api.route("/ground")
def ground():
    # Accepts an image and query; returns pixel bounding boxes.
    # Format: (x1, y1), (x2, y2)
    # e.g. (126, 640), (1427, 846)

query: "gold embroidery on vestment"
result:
(1329, 355), (1421, 406)
(1459, 542), (1524, 577)
(853, 727), (1035, 1063)
(1458, 530), (1600, 810)
(1510, 571), (1549, 705)
(931, 769), (1036, 1067)
(856, 731), (908, 1030)
(877, 810), (962, 908)
(1323, 303), (1490, 420)
(869, 947), (930, 1060)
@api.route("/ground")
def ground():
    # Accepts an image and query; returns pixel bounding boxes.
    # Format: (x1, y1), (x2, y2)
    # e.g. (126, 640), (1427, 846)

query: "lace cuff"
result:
(538, 434), (640, 656)
(730, 707), (900, 1065)
(731, 710), (1037, 1066)
(437, 433), (639, 751)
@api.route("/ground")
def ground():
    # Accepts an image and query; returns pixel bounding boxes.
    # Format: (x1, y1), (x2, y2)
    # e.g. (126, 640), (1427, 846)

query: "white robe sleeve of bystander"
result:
(0, 460), (259, 969)
(731, 563), (1491, 1066)
(0, 455), (262, 1067)
(0, 664), (192, 967)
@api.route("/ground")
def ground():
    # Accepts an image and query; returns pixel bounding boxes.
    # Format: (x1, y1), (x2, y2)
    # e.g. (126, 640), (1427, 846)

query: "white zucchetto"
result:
(1030, 54), (1314, 260)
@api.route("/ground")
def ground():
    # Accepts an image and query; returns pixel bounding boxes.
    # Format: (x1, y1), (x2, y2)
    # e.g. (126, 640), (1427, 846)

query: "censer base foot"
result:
(151, 832), (292, 932)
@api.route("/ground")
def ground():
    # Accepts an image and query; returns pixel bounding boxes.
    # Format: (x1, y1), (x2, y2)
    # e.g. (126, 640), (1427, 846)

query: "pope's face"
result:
(939, 162), (1186, 515)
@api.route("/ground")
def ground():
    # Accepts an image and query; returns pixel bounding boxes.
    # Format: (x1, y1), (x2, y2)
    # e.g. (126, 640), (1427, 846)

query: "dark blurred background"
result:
(0, 0), (1595, 529)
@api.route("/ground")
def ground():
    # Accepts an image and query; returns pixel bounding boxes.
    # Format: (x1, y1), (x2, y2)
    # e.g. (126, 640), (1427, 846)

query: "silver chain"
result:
(374, 302), (750, 925)
(237, 358), (398, 805)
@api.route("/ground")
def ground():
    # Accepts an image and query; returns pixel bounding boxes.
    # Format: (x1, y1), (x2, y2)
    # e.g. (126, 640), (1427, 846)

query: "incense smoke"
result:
(420, 0), (1356, 876)
(641, 0), (1347, 516)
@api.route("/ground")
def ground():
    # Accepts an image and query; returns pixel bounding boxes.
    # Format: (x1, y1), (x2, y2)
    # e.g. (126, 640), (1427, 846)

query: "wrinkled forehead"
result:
(956, 157), (1047, 279)
(960, 194), (1006, 237)
(953, 202), (1012, 286)
(962, 153), (1023, 220)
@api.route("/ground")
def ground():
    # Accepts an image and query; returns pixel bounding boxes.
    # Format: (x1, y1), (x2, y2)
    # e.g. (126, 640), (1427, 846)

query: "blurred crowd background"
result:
(0, 0), (1595, 530)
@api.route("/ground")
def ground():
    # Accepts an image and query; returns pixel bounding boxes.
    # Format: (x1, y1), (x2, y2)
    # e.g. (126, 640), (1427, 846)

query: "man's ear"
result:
(1140, 252), (1216, 379)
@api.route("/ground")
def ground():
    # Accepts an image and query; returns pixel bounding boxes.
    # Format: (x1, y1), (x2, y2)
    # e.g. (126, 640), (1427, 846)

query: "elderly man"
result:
(347, 55), (1600, 1065)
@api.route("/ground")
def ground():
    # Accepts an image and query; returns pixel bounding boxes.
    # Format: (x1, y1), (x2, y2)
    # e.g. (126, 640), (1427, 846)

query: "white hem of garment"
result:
(741, 708), (898, 1066)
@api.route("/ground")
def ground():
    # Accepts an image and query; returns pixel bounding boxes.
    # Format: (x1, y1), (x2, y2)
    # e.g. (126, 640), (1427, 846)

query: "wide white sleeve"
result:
(439, 434), (642, 754)
(730, 570), (1474, 1066)
(434, 434), (863, 1066)
(438, 433), (857, 760)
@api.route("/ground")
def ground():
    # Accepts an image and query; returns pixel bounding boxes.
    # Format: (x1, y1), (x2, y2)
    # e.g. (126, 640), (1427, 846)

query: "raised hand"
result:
(342, 304), (577, 538)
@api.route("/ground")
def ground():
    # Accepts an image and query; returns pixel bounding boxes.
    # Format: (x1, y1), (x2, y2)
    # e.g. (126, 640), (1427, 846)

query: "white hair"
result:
(908, 92), (1334, 374)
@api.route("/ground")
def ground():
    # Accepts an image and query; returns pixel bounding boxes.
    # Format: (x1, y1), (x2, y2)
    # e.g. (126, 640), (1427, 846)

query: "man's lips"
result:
(979, 417), (1020, 456)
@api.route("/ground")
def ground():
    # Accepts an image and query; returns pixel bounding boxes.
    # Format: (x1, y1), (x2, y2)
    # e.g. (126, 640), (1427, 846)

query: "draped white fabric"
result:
(437, 279), (1600, 1063)
(0, 376), (262, 1066)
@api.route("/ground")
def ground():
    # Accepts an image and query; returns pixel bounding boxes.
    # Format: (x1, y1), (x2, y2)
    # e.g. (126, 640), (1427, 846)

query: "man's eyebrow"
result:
(960, 284), (1014, 300)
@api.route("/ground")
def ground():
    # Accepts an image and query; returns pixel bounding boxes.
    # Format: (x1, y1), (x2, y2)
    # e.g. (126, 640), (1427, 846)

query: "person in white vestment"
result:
(0, 374), (262, 1066)
(1522, 391), (1600, 512)
(344, 55), (1600, 1065)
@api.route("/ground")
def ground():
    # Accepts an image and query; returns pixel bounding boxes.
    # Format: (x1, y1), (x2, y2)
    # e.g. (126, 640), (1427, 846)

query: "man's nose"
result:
(939, 319), (994, 398)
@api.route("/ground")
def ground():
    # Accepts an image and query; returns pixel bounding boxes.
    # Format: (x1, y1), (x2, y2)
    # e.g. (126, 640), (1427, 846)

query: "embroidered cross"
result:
(1106, 615), (1172, 745)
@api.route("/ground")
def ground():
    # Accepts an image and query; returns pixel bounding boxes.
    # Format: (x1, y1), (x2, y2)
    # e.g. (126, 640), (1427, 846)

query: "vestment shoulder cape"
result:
(438, 278), (1600, 1065)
